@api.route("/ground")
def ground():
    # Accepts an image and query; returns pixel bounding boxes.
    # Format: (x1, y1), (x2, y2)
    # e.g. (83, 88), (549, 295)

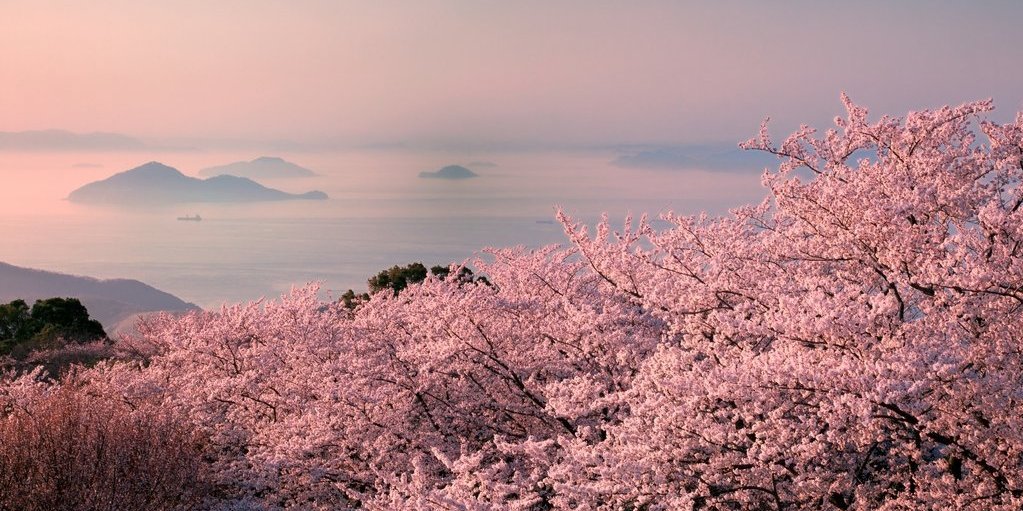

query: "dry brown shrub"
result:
(0, 386), (210, 511)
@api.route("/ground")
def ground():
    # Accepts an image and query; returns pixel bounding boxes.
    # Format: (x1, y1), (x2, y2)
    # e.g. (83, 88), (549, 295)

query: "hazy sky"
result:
(3, 0), (1022, 149)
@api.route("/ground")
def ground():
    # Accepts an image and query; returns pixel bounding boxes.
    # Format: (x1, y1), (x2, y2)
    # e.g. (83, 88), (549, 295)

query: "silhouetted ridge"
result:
(68, 161), (328, 204)
(0, 261), (199, 334)
(198, 156), (318, 178)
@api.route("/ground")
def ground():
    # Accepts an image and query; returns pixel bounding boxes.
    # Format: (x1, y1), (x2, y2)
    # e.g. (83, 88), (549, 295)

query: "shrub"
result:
(0, 383), (210, 511)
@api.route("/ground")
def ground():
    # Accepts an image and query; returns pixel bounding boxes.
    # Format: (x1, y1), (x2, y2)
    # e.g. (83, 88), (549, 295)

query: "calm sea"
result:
(0, 149), (762, 307)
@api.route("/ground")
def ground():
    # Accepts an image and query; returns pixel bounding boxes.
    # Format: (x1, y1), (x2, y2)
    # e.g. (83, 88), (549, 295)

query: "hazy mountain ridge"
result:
(611, 143), (778, 171)
(198, 156), (318, 179)
(0, 130), (147, 151)
(0, 261), (199, 334)
(68, 162), (328, 204)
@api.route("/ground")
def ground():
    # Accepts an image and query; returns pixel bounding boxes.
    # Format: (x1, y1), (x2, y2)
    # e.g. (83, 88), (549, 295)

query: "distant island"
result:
(68, 161), (328, 204)
(198, 156), (318, 179)
(0, 261), (199, 335)
(418, 164), (478, 180)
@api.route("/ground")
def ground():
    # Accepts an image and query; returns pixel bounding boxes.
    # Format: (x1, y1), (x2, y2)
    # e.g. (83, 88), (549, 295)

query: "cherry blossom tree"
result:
(75, 250), (659, 508)
(4, 95), (1023, 510)
(542, 95), (1023, 509)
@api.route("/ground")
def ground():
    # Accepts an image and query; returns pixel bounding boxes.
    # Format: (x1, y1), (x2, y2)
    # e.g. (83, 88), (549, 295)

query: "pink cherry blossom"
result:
(4, 95), (1023, 510)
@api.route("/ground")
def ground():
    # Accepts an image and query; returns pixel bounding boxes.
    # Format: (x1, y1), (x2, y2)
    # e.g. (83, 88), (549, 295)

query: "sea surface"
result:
(0, 149), (763, 307)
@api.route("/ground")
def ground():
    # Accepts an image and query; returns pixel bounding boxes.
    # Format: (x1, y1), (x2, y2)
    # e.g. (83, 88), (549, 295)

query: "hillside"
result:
(0, 262), (199, 334)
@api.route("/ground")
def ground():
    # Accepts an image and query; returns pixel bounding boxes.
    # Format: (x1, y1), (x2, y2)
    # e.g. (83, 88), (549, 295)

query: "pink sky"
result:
(2, 1), (1022, 148)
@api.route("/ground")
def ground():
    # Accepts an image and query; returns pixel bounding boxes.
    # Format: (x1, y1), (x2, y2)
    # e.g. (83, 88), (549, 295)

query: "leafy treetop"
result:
(0, 298), (106, 356)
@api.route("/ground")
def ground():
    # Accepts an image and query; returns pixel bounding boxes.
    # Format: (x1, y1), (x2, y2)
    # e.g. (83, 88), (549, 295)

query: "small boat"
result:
(177, 214), (202, 221)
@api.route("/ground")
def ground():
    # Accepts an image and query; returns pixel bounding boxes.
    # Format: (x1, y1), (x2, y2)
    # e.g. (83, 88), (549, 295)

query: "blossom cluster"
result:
(4, 96), (1023, 510)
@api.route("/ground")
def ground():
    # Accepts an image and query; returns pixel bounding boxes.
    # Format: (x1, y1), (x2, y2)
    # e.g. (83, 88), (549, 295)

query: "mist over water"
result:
(0, 149), (763, 307)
